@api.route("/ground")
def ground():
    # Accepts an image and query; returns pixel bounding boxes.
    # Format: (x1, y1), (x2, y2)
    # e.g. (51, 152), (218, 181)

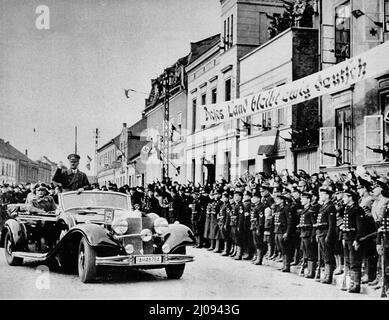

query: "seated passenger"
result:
(28, 185), (57, 213)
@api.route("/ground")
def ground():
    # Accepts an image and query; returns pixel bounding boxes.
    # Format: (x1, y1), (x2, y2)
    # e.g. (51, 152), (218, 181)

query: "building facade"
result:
(318, 0), (389, 175)
(186, 0), (284, 184)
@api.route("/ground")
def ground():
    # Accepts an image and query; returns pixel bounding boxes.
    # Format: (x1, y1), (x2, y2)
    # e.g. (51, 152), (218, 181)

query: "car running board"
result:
(13, 252), (48, 260)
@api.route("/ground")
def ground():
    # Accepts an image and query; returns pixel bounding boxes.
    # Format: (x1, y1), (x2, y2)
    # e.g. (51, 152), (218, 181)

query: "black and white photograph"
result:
(1, 0), (389, 305)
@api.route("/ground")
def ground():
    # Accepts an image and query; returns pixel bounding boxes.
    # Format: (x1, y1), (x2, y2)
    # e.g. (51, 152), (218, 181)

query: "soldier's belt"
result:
(274, 222), (281, 226)
(313, 223), (328, 227)
(341, 228), (356, 232)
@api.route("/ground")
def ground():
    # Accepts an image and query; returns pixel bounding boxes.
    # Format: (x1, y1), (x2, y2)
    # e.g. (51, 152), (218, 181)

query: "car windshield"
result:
(60, 191), (130, 211)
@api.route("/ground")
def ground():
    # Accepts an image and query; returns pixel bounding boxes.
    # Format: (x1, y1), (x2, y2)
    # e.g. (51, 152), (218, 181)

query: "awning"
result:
(257, 129), (278, 156)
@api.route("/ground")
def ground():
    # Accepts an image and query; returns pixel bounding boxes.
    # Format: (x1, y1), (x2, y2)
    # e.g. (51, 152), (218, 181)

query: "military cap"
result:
(3, 183), (9, 188)
(301, 191), (313, 199)
(343, 189), (359, 200)
(373, 179), (389, 191)
(243, 190), (252, 197)
(252, 190), (261, 198)
(67, 153), (80, 161)
(381, 189), (389, 198)
(319, 186), (334, 195)
(234, 189), (243, 196)
(259, 182), (272, 191)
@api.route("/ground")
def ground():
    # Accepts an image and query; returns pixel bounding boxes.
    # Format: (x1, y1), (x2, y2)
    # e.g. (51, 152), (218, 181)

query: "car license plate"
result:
(135, 256), (162, 264)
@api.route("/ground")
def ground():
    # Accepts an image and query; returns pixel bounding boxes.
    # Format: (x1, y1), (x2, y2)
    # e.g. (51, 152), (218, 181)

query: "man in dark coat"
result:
(250, 190), (267, 265)
(341, 189), (367, 293)
(241, 190), (253, 260)
(314, 186), (337, 284)
(52, 154), (90, 192)
(232, 189), (244, 260)
(297, 191), (318, 278)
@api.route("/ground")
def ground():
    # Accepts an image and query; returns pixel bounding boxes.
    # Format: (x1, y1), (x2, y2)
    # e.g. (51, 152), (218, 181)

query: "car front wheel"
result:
(78, 237), (97, 283)
(165, 263), (185, 279)
(4, 232), (23, 266)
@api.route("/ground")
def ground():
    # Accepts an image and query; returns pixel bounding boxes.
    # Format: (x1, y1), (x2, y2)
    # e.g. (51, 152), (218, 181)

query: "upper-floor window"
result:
(211, 87), (217, 104)
(335, 1), (351, 63)
(192, 98), (197, 133)
(385, 0), (389, 32)
(225, 78), (231, 101)
(201, 93), (206, 129)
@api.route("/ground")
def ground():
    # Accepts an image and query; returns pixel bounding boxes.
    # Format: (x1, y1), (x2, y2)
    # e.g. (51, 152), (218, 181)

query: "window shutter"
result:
(365, 115), (383, 162)
(319, 127), (336, 167)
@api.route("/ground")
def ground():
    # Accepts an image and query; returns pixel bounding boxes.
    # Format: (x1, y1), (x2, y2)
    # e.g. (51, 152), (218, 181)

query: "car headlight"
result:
(125, 244), (134, 254)
(112, 219), (128, 235)
(162, 243), (170, 253)
(140, 229), (153, 242)
(154, 217), (169, 235)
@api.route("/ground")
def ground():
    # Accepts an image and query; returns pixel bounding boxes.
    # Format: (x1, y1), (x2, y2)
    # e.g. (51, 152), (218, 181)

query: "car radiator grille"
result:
(121, 216), (154, 255)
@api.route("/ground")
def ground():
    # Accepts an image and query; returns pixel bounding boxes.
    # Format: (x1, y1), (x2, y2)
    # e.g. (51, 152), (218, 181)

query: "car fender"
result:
(58, 212), (76, 230)
(0, 219), (27, 249)
(163, 223), (196, 252)
(63, 223), (119, 247)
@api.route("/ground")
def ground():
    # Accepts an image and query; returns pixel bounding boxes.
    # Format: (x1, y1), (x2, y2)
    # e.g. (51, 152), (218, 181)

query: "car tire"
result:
(4, 231), (23, 266)
(77, 237), (97, 283)
(165, 246), (186, 279)
(165, 263), (185, 279)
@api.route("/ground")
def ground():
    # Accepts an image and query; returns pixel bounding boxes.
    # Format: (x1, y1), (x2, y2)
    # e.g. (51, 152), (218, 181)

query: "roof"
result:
(0, 138), (35, 164)
(97, 134), (120, 152)
(187, 34), (220, 65)
(127, 118), (148, 162)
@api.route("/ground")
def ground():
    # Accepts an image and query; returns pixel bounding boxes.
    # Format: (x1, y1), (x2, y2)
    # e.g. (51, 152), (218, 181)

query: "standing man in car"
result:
(52, 154), (89, 192)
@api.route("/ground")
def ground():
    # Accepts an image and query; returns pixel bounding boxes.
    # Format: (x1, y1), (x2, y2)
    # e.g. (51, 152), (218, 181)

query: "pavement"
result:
(0, 246), (381, 300)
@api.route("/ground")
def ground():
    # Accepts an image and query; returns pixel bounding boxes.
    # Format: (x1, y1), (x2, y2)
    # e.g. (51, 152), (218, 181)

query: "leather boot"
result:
(221, 241), (230, 256)
(299, 259), (307, 276)
(212, 240), (221, 253)
(234, 246), (242, 260)
(334, 255), (343, 275)
(305, 261), (316, 279)
(253, 249), (263, 265)
(281, 255), (290, 272)
(242, 247), (252, 260)
(207, 239), (215, 251)
(348, 271), (361, 293)
(321, 264), (334, 284)
(229, 245), (237, 257)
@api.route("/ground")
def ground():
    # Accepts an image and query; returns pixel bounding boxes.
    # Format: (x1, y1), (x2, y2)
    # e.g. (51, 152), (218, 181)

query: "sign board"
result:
(198, 41), (389, 126)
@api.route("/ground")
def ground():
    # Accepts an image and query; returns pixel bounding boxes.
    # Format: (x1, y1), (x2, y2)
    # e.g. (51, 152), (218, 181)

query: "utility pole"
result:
(75, 126), (78, 154)
(162, 68), (174, 182)
(94, 128), (100, 178)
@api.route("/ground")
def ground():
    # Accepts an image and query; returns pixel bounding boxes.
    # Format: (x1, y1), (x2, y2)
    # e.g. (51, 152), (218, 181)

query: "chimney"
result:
(25, 149), (28, 156)
(123, 123), (127, 128)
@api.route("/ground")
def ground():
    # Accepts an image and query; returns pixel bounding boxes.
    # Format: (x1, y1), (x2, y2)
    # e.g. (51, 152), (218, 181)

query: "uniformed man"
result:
(376, 199), (389, 297)
(297, 191), (318, 278)
(357, 178), (377, 284)
(314, 186), (336, 284)
(219, 191), (231, 256)
(241, 190), (253, 260)
(341, 189), (366, 293)
(190, 189), (203, 248)
(52, 154), (90, 192)
(273, 193), (294, 272)
(211, 189), (224, 253)
(204, 191), (215, 250)
(231, 189), (244, 260)
(142, 188), (161, 215)
(333, 185), (345, 275)
(250, 190), (267, 265)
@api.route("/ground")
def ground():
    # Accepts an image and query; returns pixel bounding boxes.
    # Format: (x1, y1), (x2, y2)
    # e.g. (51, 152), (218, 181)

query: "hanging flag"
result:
(140, 142), (153, 162)
(86, 155), (92, 171)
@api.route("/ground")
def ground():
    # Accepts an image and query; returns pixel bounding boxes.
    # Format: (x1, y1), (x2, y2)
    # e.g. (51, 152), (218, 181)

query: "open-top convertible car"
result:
(0, 191), (195, 283)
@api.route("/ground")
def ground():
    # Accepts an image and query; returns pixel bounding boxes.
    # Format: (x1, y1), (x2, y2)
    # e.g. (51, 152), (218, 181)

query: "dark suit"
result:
(52, 168), (89, 192)
(298, 205), (318, 261)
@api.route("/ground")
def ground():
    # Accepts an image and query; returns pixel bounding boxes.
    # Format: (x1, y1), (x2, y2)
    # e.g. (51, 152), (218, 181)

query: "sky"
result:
(0, 0), (220, 173)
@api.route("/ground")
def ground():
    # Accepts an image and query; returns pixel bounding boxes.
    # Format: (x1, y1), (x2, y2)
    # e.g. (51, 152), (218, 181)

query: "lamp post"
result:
(161, 68), (175, 182)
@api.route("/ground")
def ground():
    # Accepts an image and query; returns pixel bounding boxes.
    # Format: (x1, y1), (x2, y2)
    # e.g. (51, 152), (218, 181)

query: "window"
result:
(320, 127), (337, 166)
(262, 111), (272, 130)
(223, 20), (226, 48)
(225, 79), (231, 101)
(365, 115), (383, 162)
(192, 159), (196, 183)
(336, 106), (352, 164)
(385, 0), (389, 32)
(227, 17), (230, 49)
(230, 14), (233, 47)
(211, 87), (217, 104)
(192, 98), (197, 133)
(201, 93), (206, 129)
(335, 2), (351, 63)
